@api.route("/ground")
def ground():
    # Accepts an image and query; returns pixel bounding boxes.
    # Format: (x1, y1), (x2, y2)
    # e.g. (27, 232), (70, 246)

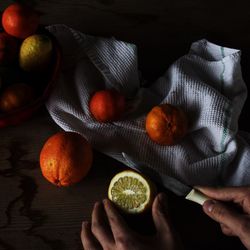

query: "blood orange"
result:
(40, 132), (93, 187)
(2, 3), (39, 39)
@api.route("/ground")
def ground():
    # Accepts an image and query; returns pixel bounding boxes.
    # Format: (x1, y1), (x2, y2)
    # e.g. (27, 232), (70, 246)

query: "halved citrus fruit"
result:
(108, 170), (156, 214)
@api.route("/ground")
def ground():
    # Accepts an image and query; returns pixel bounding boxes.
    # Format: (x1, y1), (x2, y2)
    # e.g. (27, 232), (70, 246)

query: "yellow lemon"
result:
(108, 170), (156, 214)
(19, 34), (53, 72)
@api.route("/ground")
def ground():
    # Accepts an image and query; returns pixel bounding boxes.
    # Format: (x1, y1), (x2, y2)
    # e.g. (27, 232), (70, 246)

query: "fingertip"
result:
(95, 201), (101, 207)
(156, 193), (168, 212)
(152, 193), (173, 234)
(102, 199), (117, 215)
(103, 198), (109, 204)
(102, 198), (111, 208)
(81, 221), (90, 239)
(203, 200), (216, 213)
(82, 221), (88, 227)
(152, 193), (169, 222)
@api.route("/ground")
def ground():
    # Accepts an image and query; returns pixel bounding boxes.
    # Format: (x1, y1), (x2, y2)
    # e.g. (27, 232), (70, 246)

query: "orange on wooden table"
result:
(145, 103), (188, 146)
(40, 131), (93, 187)
(2, 3), (39, 39)
(89, 89), (126, 123)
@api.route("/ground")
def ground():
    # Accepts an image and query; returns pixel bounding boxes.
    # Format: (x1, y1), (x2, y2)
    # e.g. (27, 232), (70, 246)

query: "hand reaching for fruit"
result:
(81, 194), (183, 250)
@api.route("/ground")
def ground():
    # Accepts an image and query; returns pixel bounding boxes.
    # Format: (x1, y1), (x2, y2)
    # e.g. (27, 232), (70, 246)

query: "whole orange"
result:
(0, 83), (34, 113)
(2, 3), (39, 39)
(145, 104), (188, 145)
(39, 132), (93, 187)
(89, 89), (125, 122)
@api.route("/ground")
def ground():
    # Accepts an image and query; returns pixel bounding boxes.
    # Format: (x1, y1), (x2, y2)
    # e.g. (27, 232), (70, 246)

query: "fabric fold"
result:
(46, 24), (249, 187)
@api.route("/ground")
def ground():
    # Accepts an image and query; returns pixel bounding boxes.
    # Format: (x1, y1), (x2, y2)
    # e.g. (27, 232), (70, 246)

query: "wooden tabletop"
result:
(0, 1), (249, 249)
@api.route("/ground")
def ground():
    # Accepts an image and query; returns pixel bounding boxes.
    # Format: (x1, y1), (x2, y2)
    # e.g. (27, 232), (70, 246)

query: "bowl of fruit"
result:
(0, 3), (61, 128)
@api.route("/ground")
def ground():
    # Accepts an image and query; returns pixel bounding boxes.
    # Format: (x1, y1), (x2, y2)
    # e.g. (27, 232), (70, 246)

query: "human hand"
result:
(81, 193), (183, 250)
(197, 186), (250, 250)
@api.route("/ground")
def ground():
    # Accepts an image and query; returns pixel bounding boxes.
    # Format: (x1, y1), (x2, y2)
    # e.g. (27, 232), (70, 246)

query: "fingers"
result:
(91, 202), (114, 249)
(196, 186), (248, 204)
(203, 200), (245, 236)
(152, 193), (173, 235)
(103, 199), (131, 243)
(81, 221), (101, 250)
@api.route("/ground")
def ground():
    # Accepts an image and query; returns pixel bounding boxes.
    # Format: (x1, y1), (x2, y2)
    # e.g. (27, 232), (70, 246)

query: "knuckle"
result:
(241, 188), (250, 211)
(108, 215), (117, 224)
(83, 241), (92, 249)
(116, 235), (130, 248)
(243, 187), (250, 197)
(245, 189), (250, 199)
(91, 221), (99, 234)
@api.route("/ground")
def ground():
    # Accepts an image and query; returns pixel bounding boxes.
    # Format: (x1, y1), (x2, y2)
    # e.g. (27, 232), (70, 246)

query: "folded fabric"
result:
(46, 24), (250, 187)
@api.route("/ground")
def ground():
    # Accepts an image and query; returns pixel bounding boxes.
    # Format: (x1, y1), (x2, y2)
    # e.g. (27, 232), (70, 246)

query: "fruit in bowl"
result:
(19, 34), (53, 72)
(2, 3), (40, 39)
(0, 3), (61, 128)
(0, 83), (34, 113)
(0, 36), (61, 128)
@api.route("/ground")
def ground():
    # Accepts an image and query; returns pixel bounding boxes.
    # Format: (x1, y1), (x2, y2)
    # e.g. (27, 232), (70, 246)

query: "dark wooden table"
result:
(0, 1), (249, 249)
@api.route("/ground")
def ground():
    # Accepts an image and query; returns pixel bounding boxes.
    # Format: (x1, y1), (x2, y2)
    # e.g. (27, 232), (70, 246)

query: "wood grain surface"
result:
(0, 109), (125, 250)
(0, 1), (249, 249)
(0, 111), (246, 250)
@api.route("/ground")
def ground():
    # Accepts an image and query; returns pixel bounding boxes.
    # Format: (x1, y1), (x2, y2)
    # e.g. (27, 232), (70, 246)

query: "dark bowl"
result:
(0, 30), (61, 128)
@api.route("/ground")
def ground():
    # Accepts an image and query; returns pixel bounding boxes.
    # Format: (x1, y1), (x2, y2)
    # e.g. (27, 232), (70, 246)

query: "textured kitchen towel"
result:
(46, 24), (250, 187)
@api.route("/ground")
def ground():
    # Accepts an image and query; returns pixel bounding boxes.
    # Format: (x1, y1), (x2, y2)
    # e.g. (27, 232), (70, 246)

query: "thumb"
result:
(203, 200), (244, 235)
(152, 193), (173, 235)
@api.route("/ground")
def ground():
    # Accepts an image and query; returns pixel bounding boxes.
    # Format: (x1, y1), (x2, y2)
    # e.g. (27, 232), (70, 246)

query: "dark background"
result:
(0, 1), (249, 249)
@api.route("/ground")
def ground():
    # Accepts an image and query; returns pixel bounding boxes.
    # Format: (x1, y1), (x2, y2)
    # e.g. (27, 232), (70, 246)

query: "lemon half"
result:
(108, 170), (156, 214)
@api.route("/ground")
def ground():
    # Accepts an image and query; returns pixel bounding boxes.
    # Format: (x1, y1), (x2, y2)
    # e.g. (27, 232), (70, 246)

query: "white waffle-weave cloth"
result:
(46, 24), (250, 187)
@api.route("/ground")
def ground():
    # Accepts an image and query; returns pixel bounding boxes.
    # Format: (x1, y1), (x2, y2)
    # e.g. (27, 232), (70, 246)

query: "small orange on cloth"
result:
(2, 3), (39, 39)
(89, 89), (125, 122)
(39, 131), (93, 187)
(145, 103), (188, 145)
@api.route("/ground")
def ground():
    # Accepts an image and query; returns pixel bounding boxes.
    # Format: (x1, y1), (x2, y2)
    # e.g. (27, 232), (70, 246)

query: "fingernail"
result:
(102, 199), (109, 205)
(94, 201), (101, 209)
(203, 200), (216, 213)
(158, 193), (168, 212)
